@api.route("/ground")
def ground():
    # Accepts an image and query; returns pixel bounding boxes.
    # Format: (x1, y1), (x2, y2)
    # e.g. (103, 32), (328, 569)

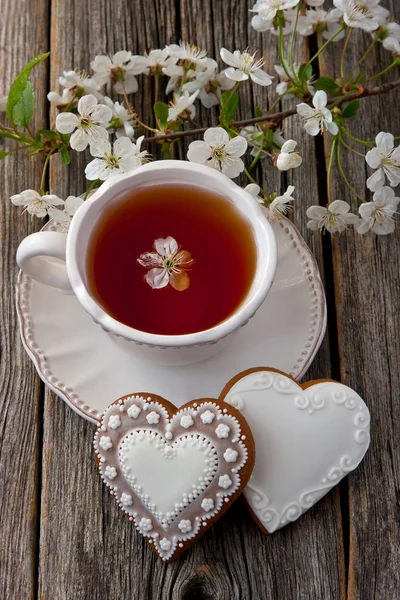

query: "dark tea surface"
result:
(87, 184), (257, 335)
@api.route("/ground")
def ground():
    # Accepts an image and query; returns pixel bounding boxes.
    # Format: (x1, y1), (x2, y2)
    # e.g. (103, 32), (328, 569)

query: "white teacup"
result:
(17, 161), (277, 365)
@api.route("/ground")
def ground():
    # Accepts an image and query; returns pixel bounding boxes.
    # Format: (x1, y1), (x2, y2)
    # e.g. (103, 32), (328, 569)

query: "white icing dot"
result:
(120, 493), (133, 507)
(108, 415), (121, 430)
(241, 435), (246, 440)
(178, 543), (183, 548)
(223, 448), (238, 463)
(146, 411), (160, 424)
(218, 475), (232, 489)
(200, 410), (215, 424)
(127, 404), (141, 419)
(165, 432), (173, 440)
(180, 414), (194, 429)
(139, 517), (153, 532)
(178, 519), (192, 533)
(201, 498), (214, 512)
(160, 538), (171, 551)
(215, 424), (230, 439)
(104, 466), (117, 480)
(99, 436), (112, 451)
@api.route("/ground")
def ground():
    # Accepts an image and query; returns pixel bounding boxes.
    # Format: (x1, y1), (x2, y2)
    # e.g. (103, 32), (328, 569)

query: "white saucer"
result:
(16, 217), (326, 424)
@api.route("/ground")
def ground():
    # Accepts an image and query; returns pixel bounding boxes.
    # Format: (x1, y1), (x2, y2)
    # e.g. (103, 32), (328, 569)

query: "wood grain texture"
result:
(0, 1), (49, 599)
(323, 1), (400, 598)
(1, 0), (399, 598)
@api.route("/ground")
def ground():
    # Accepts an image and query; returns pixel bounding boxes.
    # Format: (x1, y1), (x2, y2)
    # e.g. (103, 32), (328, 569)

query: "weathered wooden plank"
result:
(0, 1), (49, 598)
(323, 1), (400, 597)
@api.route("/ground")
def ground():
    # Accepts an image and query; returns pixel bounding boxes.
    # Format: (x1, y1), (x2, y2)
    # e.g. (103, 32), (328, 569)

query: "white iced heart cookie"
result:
(221, 368), (370, 533)
(94, 394), (254, 561)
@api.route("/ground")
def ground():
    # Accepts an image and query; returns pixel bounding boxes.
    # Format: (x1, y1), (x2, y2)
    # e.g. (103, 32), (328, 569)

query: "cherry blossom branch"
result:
(142, 79), (400, 144)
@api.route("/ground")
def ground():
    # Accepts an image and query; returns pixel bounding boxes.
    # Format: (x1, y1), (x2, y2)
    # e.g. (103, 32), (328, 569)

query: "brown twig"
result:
(141, 78), (400, 145)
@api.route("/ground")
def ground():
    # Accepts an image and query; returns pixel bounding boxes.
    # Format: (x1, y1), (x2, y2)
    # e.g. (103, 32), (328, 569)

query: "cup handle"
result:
(16, 231), (73, 291)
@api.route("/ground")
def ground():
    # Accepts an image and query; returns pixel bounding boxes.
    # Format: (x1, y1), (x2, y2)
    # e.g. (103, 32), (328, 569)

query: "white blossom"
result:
(245, 183), (263, 204)
(306, 200), (359, 233)
(333, 0), (388, 32)
(165, 41), (208, 64)
(250, 0), (299, 30)
(47, 88), (75, 108)
(220, 48), (273, 86)
(268, 186), (296, 220)
(183, 61), (235, 108)
(85, 137), (142, 181)
(296, 90), (338, 136)
(246, 183), (296, 219)
(297, 9), (345, 40)
(47, 70), (101, 107)
(91, 51), (147, 94)
(137, 236), (194, 291)
(187, 127), (247, 179)
(0, 94), (7, 112)
(11, 190), (64, 218)
(59, 70), (100, 95)
(167, 90), (199, 122)
(133, 49), (170, 75)
(365, 132), (400, 191)
(101, 97), (135, 138)
(382, 36), (400, 57)
(48, 195), (84, 231)
(276, 139), (302, 171)
(355, 187), (399, 235)
(162, 58), (197, 95)
(56, 94), (111, 151)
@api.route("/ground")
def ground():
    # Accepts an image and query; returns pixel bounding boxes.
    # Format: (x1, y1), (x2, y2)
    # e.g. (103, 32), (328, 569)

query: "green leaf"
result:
(154, 102), (169, 129)
(6, 52), (50, 123)
(11, 82), (35, 127)
(0, 150), (10, 159)
(254, 106), (262, 118)
(314, 77), (340, 92)
(220, 91), (239, 127)
(298, 63), (313, 83)
(342, 99), (360, 119)
(37, 128), (59, 139)
(60, 146), (71, 164)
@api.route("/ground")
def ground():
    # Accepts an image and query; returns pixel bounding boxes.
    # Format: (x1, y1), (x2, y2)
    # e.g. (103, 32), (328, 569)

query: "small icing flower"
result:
(108, 414), (121, 430)
(218, 475), (233, 489)
(120, 493), (133, 507)
(139, 517), (153, 532)
(215, 424), (230, 439)
(127, 404), (141, 419)
(159, 538), (172, 551)
(201, 498), (214, 512)
(104, 466), (117, 480)
(138, 236), (194, 292)
(223, 448), (238, 463)
(99, 436), (113, 451)
(163, 445), (175, 458)
(178, 519), (192, 533)
(146, 411), (160, 424)
(200, 410), (215, 424)
(180, 415), (194, 429)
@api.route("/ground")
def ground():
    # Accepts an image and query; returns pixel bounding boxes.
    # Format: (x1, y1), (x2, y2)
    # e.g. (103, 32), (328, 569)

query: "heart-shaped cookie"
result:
(221, 368), (370, 533)
(94, 394), (254, 560)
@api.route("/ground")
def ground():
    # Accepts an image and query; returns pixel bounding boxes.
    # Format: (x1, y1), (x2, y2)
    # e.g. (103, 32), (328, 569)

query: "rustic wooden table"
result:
(1, 1), (399, 598)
